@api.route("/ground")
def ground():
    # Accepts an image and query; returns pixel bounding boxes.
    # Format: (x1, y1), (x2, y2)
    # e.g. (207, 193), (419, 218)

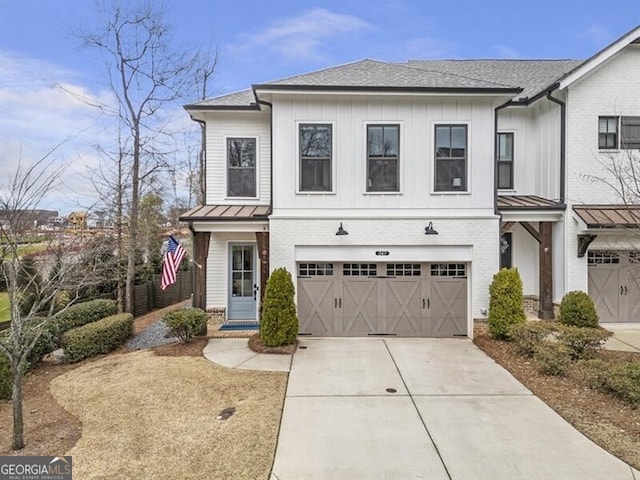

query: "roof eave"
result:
(252, 84), (523, 95)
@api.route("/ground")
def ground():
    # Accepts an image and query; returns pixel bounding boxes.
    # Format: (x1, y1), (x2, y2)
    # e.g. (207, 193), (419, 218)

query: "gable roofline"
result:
(556, 25), (640, 90)
(252, 84), (522, 95)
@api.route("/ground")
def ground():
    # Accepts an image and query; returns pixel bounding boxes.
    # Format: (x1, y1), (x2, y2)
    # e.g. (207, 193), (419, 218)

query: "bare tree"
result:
(76, 0), (211, 313)
(0, 151), (115, 450)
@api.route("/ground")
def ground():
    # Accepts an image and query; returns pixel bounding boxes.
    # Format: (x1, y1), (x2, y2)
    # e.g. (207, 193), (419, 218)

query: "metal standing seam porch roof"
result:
(497, 195), (566, 210)
(573, 204), (640, 229)
(179, 204), (270, 222)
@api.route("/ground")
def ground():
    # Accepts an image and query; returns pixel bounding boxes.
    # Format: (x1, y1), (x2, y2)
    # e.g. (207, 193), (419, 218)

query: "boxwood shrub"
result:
(260, 268), (298, 347)
(163, 307), (208, 344)
(61, 313), (133, 363)
(51, 299), (117, 343)
(557, 325), (609, 360)
(488, 268), (526, 339)
(559, 291), (599, 328)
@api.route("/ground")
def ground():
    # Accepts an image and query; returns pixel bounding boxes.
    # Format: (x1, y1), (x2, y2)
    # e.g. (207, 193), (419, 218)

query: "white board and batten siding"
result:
(270, 94), (505, 211)
(203, 111), (271, 206)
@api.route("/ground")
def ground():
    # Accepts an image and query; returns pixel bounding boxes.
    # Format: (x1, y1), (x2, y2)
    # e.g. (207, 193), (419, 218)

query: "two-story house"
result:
(181, 25), (640, 336)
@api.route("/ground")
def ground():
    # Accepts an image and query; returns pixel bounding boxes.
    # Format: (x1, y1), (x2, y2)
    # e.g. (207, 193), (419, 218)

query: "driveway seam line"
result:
(268, 351), (294, 478)
(608, 337), (640, 352)
(383, 339), (453, 480)
(234, 353), (259, 368)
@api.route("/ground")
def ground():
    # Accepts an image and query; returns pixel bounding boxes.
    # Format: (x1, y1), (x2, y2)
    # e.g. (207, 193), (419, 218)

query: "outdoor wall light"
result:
(424, 221), (439, 235)
(335, 222), (349, 236)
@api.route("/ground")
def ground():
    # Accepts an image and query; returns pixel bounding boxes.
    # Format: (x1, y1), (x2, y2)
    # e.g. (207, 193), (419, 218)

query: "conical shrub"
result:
(260, 267), (298, 347)
(488, 267), (526, 339)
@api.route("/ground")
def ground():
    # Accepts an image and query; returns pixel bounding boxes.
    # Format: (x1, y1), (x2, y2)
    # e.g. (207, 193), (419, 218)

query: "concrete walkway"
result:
(271, 338), (639, 480)
(603, 323), (640, 353)
(203, 338), (292, 372)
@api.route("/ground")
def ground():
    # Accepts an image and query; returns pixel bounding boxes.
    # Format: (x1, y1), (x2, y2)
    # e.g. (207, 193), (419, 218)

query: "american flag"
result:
(161, 236), (187, 290)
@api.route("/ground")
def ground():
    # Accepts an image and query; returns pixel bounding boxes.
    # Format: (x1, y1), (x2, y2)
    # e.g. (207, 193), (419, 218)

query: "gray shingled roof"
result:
(188, 58), (585, 108)
(256, 59), (518, 90)
(186, 89), (257, 109)
(405, 59), (583, 100)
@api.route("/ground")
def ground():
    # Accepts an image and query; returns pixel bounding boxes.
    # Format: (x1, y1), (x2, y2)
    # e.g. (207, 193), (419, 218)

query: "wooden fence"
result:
(132, 270), (192, 316)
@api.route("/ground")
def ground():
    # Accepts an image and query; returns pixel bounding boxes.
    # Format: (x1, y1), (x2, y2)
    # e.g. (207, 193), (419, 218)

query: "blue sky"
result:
(1, 0), (639, 213)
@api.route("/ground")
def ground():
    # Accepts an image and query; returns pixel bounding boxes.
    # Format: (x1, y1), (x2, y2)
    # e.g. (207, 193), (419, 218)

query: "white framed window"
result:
(497, 132), (514, 190)
(299, 124), (333, 192)
(367, 124), (400, 192)
(598, 116), (640, 150)
(227, 137), (257, 198)
(434, 124), (468, 192)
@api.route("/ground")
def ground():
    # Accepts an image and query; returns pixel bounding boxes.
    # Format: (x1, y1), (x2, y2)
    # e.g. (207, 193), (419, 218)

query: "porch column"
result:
(519, 221), (554, 320)
(255, 231), (270, 309)
(192, 231), (210, 310)
(538, 222), (554, 319)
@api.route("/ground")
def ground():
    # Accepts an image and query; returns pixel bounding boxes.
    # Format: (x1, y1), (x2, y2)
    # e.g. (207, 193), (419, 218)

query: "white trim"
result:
(269, 209), (497, 219)
(430, 121), (472, 195)
(295, 244), (473, 262)
(224, 135), (260, 200)
(190, 221), (269, 233)
(501, 211), (564, 223)
(295, 120), (337, 195)
(364, 121), (404, 194)
(558, 28), (640, 90)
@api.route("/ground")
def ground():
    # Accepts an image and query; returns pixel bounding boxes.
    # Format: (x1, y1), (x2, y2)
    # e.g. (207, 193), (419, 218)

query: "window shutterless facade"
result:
(367, 124), (399, 192)
(299, 124), (332, 192)
(497, 132), (514, 190)
(227, 138), (256, 197)
(435, 124), (467, 192)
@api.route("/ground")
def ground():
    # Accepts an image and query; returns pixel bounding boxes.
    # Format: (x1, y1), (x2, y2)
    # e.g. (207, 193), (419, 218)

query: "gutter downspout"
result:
(254, 95), (274, 216)
(494, 99), (514, 216)
(545, 89), (566, 204)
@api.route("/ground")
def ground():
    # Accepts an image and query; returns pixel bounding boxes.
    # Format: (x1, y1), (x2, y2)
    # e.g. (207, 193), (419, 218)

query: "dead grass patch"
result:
(248, 333), (297, 354)
(152, 337), (208, 356)
(474, 322), (640, 470)
(50, 350), (287, 480)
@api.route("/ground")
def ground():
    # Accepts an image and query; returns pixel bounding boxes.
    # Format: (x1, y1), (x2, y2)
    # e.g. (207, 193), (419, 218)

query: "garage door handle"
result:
(621, 285), (624, 295)
(335, 298), (338, 308)
(339, 298), (342, 308)
(624, 286), (628, 295)
(423, 299), (429, 309)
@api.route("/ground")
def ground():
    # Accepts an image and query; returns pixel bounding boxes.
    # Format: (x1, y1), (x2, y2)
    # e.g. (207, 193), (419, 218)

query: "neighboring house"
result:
(181, 26), (640, 336)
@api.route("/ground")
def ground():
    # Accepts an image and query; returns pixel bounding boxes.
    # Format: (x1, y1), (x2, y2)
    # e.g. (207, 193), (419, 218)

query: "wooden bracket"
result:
(577, 234), (597, 258)
(520, 221), (541, 244)
(500, 222), (515, 235)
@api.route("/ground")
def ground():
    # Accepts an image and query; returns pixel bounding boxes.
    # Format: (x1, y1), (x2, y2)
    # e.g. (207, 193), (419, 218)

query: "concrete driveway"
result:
(604, 323), (640, 352)
(271, 338), (638, 480)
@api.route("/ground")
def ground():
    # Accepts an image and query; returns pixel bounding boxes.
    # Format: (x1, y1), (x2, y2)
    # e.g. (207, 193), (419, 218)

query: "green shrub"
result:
(533, 342), (571, 376)
(51, 299), (117, 343)
(24, 317), (57, 365)
(608, 363), (640, 406)
(488, 268), (526, 339)
(510, 322), (557, 357)
(559, 291), (599, 328)
(61, 313), (133, 363)
(260, 268), (298, 347)
(576, 358), (612, 390)
(557, 325), (609, 360)
(163, 307), (208, 344)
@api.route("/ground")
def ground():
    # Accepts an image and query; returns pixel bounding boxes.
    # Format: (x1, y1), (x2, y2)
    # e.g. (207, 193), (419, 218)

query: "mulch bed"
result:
(248, 333), (297, 354)
(473, 322), (640, 470)
(152, 337), (209, 357)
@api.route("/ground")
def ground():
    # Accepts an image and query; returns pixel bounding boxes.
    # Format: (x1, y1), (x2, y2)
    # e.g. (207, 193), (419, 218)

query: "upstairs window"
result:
(367, 125), (399, 192)
(598, 116), (618, 149)
(300, 124), (332, 192)
(227, 138), (256, 197)
(497, 132), (514, 190)
(621, 116), (640, 149)
(435, 125), (467, 192)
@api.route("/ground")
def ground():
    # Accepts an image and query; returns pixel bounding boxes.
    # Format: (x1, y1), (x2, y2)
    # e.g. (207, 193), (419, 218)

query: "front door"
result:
(229, 244), (257, 320)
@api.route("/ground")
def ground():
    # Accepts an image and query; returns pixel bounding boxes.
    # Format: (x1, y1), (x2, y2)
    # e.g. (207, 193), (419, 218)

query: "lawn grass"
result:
(0, 291), (9, 324)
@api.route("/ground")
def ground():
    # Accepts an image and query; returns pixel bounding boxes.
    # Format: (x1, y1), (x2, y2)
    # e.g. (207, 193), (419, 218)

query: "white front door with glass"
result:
(229, 244), (258, 320)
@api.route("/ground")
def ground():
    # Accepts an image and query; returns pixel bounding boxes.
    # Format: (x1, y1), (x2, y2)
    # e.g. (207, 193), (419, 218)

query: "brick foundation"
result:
(524, 295), (559, 320)
(207, 307), (227, 325)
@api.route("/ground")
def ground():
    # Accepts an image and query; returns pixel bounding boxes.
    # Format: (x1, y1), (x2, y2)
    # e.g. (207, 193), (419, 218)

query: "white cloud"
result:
(581, 25), (612, 46)
(494, 45), (522, 59)
(227, 8), (370, 62)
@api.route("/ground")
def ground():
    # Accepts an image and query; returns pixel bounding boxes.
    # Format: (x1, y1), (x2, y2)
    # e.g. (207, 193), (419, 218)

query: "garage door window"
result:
(588, 251), (620, 265)
(387, 264), (421, 276)
(298, 263), (334, 276)
(343, 263), (377, 276)
(431, 263), (466, 277)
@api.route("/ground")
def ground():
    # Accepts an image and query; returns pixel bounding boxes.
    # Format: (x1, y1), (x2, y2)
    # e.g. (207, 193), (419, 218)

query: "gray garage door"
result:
(588, 251), (640, 323)
(297, 262), (467, 337)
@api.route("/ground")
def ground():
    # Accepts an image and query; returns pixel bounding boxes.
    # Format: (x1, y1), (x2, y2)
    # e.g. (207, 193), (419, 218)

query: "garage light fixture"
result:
(335, 222), (349, 236)
(424, 221), (439, 235)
